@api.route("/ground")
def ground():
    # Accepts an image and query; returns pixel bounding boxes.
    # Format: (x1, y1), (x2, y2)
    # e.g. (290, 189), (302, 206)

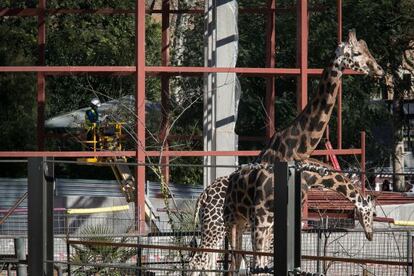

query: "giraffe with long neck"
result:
(298, 159), (376, 240)
(257, 30), (384, 164)
(220, 30), (383, 272)
(189, 30), (383, 274)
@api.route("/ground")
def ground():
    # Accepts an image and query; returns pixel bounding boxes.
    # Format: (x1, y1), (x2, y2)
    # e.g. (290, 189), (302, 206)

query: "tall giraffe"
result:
(188, 159), (376, 274)
(223, 30), (383, 271)
(256, 30), (383, 164)
(189, 30), (383, 273)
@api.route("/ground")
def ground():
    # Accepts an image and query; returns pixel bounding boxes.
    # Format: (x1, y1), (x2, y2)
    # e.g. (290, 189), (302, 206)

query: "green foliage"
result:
(0, 2), (162, 178)
(0, 16), (37, 153)
(70, 224), (136, 275)
(1, 0), (414, 178)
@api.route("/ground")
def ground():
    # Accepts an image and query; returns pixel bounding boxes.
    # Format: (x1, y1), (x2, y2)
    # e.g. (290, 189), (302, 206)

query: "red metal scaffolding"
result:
(0, 0), (366, 224)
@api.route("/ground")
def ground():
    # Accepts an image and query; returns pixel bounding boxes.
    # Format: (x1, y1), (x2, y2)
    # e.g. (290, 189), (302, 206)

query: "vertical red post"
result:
(361, 131), (366, 194)
(296, 0), (308, 112)
(161, 0), (170, 185)
(135, 0), (146, 230)
(37, 0), (46, 150)
(296, 0), (309, 225)
(337, 0), (343, 149)
(337, 0), (342, 45)
(265, 0), (276, 140)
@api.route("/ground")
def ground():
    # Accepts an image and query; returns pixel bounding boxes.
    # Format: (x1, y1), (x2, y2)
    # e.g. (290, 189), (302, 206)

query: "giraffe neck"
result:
(326, 174), (364, 207)
(300, 158), (365, 209)
(257, 43), (351, 164)
(301, 160), (374, 240)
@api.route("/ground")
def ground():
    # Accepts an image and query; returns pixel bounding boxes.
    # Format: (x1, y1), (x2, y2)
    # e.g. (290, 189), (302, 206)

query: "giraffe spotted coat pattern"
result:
(189, 160), (377, 272)
(189, 30), (383, 273)
(223, 159), (377, 269)
(224, 30), (383, 270)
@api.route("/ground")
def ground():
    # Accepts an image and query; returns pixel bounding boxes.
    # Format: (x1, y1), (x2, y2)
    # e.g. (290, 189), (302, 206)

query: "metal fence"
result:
(1, 214), (413, 275)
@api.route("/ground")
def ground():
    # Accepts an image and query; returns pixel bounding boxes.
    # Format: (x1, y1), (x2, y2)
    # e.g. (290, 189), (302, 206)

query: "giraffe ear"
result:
(347, 29), (358, 46)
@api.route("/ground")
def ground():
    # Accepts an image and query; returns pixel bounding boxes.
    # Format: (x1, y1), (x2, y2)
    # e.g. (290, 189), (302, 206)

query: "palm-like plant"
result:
(70, 224), (136, 276)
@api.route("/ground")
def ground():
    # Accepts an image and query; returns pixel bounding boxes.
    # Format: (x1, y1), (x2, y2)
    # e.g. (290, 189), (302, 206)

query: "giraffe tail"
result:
(189, 191), (206, 251)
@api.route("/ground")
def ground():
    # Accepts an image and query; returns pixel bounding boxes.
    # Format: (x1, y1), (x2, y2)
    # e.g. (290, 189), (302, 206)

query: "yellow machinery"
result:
(76, 120), (159, 227)
(80, 122), (125, 163)
(79, 122), (135, 203)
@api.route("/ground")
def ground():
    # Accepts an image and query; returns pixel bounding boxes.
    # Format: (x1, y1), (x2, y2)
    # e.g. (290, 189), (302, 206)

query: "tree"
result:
(0, 1), (162, 178)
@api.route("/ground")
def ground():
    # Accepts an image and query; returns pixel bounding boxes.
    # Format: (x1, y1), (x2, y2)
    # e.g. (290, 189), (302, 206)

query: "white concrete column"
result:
(203, 0), (240, 187)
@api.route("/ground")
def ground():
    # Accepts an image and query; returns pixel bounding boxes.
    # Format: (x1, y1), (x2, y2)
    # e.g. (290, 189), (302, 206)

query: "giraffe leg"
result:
(189, 224), (224, 276)
(262, 228), (274, 270)
(234, 223), (246, 274)
(251, 226), (272, 275)
(226, 223), (245, 275)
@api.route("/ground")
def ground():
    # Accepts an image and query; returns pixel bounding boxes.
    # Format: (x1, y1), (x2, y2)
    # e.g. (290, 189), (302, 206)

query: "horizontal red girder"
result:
(0, 66), (135, 73)
(0, 66), (362, 76)
(311, 148), (362, 156)
(0, 6), (327, 17)
(0, 148), (361, 158)
(0, 150), (257, 158)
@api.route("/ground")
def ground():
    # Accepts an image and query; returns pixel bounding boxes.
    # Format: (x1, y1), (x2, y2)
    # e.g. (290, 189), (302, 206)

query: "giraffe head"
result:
(355, 194), (377, 241)
(337, 30), (384, 77)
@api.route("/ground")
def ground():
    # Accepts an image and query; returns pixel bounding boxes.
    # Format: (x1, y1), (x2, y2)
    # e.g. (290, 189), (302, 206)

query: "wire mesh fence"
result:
(1, 214), (413, 275)
(301, 228), (411, 275)
(2, 159), (414, 275)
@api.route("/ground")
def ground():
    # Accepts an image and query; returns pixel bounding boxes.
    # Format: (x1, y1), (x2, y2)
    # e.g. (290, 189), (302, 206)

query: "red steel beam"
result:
(265, 0), (276, 140)
(160, 0), (170, 185)
(152, 66), (302, 75)
(135, 0), (146, 230)
(0, 6), (328, 17)
(311, 148), (362, 156)
(361, 131), (366, 194)
(337, 0), (343, 149)
(0, 148), (361, 158)
(297, 0), (308, 111)
(0, 66), (363, 77)
(37, 0), (46, 151)
(307, 68), (362, 75)
(0, 66), (136, 73)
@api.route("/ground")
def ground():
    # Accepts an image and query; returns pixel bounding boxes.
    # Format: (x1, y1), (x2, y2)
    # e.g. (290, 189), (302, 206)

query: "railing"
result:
(1, 216), (413, 275)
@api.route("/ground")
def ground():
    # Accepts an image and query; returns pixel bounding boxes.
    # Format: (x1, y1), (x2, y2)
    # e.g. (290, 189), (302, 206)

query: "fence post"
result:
(136, 236), (142, 276)
(274, 161), (297, 275)
(28, 157), (53, 276)
(294, 170), (302, 269)
(224, 236), (229, 276)
(274, 161), (288, 275)
(66, 216), (71, 276)
(316, 228), (322, 274)
(15, 237), (27, 276)
(45, 158), (54, 276)
(408, 231), (413, 276)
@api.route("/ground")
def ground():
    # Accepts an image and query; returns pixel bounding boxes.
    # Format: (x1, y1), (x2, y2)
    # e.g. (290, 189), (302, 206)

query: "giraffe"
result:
(188, 159), (376, 274)
(223, 29), (383, 271)
(256, 30), (384, 165)
(189, 29), (383, 273)
(223, 159), (377, 271)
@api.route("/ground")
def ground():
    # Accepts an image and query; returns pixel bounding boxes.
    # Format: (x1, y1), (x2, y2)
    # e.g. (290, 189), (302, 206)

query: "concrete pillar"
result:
(203, 0), (240, 187)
